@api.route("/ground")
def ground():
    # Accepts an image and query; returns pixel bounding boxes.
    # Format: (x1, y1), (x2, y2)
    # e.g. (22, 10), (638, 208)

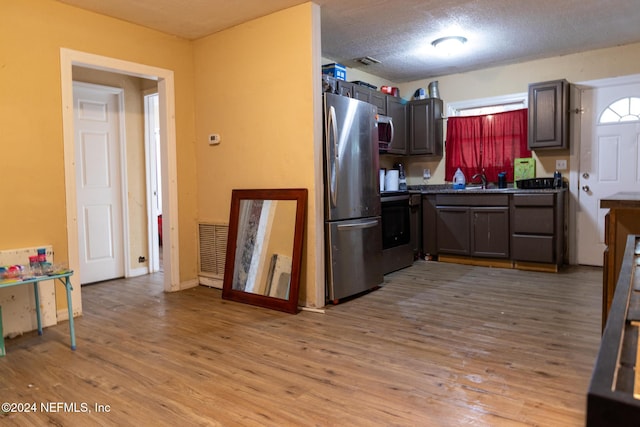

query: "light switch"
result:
(556, 159), (567, 170)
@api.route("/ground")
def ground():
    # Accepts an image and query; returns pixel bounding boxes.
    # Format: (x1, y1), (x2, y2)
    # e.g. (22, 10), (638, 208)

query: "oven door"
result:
(381, 194), (410, 249)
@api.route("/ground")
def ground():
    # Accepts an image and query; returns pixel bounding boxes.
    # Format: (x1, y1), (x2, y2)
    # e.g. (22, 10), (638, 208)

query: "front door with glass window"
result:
(577, 84), (640, 266)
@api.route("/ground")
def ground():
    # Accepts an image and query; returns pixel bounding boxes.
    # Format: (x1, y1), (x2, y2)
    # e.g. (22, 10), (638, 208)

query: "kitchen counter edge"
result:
(412, 186), (566, 195)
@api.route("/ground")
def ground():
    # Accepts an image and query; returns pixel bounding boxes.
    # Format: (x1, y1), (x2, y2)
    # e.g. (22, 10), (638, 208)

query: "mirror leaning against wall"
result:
(222, 188), (307, 314)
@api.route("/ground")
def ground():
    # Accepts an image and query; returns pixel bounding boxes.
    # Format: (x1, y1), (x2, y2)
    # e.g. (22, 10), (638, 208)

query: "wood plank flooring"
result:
(0, 261), (602, 426)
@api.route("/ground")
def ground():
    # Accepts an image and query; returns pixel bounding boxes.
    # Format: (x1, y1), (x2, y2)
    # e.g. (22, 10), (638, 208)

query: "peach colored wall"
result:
(0, 0), (197, 291)
(193, 3), (319, 307)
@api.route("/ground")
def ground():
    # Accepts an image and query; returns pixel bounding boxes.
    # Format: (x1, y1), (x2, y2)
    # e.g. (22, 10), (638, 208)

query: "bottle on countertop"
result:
(498, 172), (507, 189)
(553, 170), (562, 189)
(453, 168), (466, 189)
(396, 163), (407, 191)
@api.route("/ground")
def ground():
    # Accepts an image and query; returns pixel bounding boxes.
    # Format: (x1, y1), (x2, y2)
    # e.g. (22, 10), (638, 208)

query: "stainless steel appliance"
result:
(324, 92), (383, 303)
(377, 114), (394, 152)
(381, 191), (414, 274)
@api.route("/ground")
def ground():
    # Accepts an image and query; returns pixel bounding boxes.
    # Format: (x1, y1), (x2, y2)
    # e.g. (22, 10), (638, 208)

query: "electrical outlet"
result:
(423, 168), (431, 179)
(556, 159), (567, 170)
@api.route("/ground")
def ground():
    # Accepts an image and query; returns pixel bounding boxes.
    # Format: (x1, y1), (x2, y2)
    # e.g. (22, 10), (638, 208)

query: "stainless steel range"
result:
(380, 191), (414, 274)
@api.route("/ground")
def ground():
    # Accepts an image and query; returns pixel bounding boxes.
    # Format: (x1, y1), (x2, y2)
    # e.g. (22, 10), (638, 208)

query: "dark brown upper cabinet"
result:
(409, 98), (443, 156)
(528, 79), (570, 150)
(385, 95), (408, 154)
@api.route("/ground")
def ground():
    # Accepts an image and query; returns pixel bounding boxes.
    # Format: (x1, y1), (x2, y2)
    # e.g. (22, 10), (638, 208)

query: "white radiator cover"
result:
(0, 246), (57, 337)
(198, 223), (228, 289)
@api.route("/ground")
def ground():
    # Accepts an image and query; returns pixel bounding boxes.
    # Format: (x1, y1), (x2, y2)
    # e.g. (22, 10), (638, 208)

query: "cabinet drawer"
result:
(512, 193), (554, 206)
(512, 235), (554, 263)
(512, 207), (554, 234)
(436, 194), (509, 207)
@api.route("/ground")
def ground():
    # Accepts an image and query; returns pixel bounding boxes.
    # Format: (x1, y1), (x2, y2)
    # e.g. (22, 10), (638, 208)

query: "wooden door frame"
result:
(60, 48), (181, 317)
(143, 90), (161, 274)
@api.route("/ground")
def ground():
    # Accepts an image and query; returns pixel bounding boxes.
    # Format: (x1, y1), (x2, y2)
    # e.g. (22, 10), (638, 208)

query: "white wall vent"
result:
(198, 223), (228, 289)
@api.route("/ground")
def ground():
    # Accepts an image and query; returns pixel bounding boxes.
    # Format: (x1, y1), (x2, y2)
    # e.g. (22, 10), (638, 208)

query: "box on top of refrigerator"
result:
(322, 63), (346, 81)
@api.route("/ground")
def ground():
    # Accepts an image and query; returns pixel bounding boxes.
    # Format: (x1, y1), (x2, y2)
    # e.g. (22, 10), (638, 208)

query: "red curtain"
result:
(445, 108), (530, 183)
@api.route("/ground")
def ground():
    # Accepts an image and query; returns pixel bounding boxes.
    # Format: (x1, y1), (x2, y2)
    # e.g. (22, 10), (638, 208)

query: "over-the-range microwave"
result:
(377, 114), (394, 153)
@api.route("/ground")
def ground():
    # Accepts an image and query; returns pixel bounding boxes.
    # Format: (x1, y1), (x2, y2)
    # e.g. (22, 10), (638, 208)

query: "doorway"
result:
(145, 92), (163, 273)
(61, 48), (181, 316)
(73, 82), (126, 284)
(576, 75), (640, 266)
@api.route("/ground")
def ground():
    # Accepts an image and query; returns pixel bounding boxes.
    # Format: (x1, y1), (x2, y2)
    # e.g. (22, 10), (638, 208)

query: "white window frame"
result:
(447, 93), (528, 117)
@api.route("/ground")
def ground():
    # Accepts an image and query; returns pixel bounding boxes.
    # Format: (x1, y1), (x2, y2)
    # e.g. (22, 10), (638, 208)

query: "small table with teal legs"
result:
(0, 271), (76, 355)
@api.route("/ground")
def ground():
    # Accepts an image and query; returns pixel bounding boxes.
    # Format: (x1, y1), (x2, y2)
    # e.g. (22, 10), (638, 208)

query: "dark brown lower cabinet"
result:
(435, 194), (510, 258)
(471, 207), (509, 258)
(437, 207), (470, 255)
(510, 192), (564, 266)
(422, 194), (437, 257)
(424, 190), (565, 267)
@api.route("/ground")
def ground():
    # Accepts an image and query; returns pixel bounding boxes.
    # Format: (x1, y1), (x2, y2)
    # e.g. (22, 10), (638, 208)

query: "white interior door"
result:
(577, 82), (640, 265)
(74, 83), (125, 284)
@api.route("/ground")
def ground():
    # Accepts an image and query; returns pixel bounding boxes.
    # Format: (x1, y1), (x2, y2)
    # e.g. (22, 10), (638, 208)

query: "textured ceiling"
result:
(56, 0), (640, 82)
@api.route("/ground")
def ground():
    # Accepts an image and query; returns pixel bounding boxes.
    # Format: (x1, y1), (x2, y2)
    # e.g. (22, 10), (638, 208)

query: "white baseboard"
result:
(128, 266), (149, 277)
(179, 278), (200, 290)
(198, 276), (223, 289)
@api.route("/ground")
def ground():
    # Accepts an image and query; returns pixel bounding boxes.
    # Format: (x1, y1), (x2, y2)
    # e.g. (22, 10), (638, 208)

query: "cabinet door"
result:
(370, 91), (387, 115)
(437, 207), (470, 255)
(386, 96), (407, 154)
(337, 81), (354, 97)
(352, 85), (371, 104)
(528, 79), (569, 149)
(471, 207), (510, 258)
(409, 98), (443, 155)
(422, 195), (438, 256)
(410, 196), (421, 258)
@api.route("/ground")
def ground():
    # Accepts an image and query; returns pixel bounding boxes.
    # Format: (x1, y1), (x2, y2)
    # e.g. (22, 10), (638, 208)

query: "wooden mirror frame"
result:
(222, 188), (307, 314)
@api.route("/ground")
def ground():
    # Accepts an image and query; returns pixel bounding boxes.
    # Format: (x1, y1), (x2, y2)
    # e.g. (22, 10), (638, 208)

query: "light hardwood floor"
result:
(0, 261), (602, 426)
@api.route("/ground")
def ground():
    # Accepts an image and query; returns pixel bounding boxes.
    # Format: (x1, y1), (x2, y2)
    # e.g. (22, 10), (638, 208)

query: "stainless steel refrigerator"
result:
(323, 92), (383, 303)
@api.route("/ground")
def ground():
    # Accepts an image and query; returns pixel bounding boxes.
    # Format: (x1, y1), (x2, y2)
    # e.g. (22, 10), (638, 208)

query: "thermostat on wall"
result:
(208, 134), (221, 145)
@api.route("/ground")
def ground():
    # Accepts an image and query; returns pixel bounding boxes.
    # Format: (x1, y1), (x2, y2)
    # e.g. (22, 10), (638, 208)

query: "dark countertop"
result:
(410, 184), (565, 195)
(600, 192), (640, 209)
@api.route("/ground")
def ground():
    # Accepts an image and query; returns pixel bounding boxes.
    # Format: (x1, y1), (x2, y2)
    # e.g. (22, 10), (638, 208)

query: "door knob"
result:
(582, 185), (590, 192)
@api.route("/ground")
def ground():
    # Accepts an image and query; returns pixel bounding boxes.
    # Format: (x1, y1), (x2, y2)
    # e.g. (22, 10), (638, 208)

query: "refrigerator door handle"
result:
(337, 220), (379, 230)
(329, 105), (339, 208)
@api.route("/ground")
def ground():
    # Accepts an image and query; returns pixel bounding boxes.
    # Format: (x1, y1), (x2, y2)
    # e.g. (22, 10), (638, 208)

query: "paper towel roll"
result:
(379, 169), (386, 192)
(385, 170), (399, 191)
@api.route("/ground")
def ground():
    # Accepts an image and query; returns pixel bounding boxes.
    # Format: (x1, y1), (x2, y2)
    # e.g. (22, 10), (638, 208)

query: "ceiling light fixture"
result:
(431, 36), (468, 54)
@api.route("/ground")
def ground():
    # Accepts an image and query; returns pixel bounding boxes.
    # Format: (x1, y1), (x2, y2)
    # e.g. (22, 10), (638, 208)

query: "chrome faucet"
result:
(471, 171), (488, 189)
